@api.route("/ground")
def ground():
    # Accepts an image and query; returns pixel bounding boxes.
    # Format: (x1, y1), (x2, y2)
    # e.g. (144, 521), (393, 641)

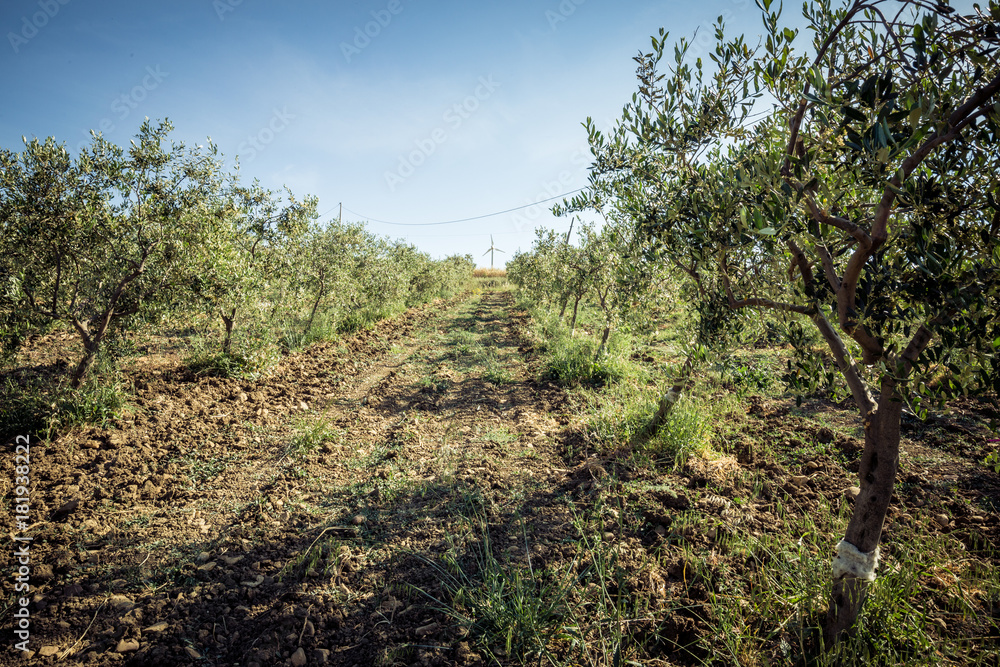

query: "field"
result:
(2, 288), (998, 666)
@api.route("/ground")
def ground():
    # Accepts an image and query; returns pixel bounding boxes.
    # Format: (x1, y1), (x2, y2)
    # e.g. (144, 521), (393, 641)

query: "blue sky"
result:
(2, 0), (789, 266)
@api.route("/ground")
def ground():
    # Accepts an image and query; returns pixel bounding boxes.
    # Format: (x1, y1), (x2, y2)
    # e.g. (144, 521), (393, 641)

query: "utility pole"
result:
(339, 202), (342, 225)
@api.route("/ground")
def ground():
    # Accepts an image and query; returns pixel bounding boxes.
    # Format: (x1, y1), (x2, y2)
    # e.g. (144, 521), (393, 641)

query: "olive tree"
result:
(0, 120), (225, 386)
(187, 180), (316, 354)
(291, 219), (379, 337)
(573, 0), (1000, 643)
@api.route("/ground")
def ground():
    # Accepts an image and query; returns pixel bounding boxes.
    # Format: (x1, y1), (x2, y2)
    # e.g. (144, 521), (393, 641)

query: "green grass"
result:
(519, 306), (636, 388)
(696, 495), (1000, 666)
(0, 355), (131, 440)
(286, 418), (340, 459)
(481, 426), (518, 446)
(482, 350), (514, 385)
(184, 326), (281, 380)
(410, 499), (680, 665)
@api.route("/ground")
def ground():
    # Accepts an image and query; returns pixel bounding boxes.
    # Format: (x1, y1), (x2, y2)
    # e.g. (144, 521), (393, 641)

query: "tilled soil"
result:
(3, 291), (999, 666)
(3, 293), (582, 666)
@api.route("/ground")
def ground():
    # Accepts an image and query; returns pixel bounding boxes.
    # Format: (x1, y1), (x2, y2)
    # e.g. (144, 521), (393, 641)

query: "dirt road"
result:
(5, 291), (592, 666)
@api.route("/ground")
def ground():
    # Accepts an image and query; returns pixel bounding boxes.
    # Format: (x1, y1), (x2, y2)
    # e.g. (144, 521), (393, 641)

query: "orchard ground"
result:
(1, 289), (998, 666)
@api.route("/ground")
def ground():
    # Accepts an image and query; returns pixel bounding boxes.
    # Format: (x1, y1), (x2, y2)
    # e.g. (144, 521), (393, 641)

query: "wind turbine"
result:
(482, 235), (505, 268)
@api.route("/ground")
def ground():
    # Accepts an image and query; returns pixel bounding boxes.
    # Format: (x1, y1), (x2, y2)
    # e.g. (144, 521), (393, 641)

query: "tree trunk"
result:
(824, 375), (903, 645)
(640, 355), (695, 438)
(570, 294), (582, 334)
(305, 290), (324, 337)
(70, 312), (113, 388)
(559, 295), (569, 319)
(70, 339), (99, 389)
(221, 309), (236, 355)
(595, 324), (611, 361)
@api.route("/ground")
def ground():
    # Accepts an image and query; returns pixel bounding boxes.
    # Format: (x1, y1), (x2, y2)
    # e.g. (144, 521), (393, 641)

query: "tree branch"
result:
(721, 256), (814, 315)
(782, 0), (870, 175)
(812, 308), (876, 417)
(815, 242), (841, 292)
(787, 239), (816, 296)
(802, 193), (872, 248)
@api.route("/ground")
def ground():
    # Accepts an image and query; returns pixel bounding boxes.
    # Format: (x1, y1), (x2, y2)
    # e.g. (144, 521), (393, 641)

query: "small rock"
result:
(110, 595), (135, 612)
(51, 499), (80, 521)
(791, 475), (809, 487)
(350, 515), (366, 526)
(805, 461), (820, 471)
(454, 642), (474, 663)
(39, 646), (60, 657)
(603, 532), (614, 540)
(298, 400), (309, 411)
(379, 597), (402, 613)
(185, 646), (202, 659)
(143, 622), (169, 633)
(934, 513), (951, 529)
(222, 554), (244, 566)
(114, 639), (139, 653)
(313, 648), (330, 664)
(82, 439), (101, 449)
(290, 647), (307, 666)
(653, 525), (666, 537)
(34, 564), (54, 581)
(196, 552), (212, 563)
(844, 486), (861, 501)
(197, 561), (217, 572)
(415, 622), (439, 637)
(970, 515), (985, 523)
(302, 620), (315, 636)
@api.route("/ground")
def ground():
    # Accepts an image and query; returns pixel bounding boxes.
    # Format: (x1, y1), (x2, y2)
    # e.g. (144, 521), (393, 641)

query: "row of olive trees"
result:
(0, 120), (474, 388)
(508, 218), (673, 361)
(562, 0), (999, 646)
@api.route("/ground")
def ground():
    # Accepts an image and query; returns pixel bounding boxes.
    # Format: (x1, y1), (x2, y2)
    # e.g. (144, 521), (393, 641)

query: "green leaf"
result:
(758, 227), (777, 236)
(843, 106), (866, 123)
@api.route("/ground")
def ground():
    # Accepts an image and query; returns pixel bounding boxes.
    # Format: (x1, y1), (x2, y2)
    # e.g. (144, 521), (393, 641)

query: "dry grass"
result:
(473, 268), (507, 278)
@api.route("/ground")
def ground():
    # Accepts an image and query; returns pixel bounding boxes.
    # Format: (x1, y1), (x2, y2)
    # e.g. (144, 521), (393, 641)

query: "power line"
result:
(339, 187), (587, 227)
